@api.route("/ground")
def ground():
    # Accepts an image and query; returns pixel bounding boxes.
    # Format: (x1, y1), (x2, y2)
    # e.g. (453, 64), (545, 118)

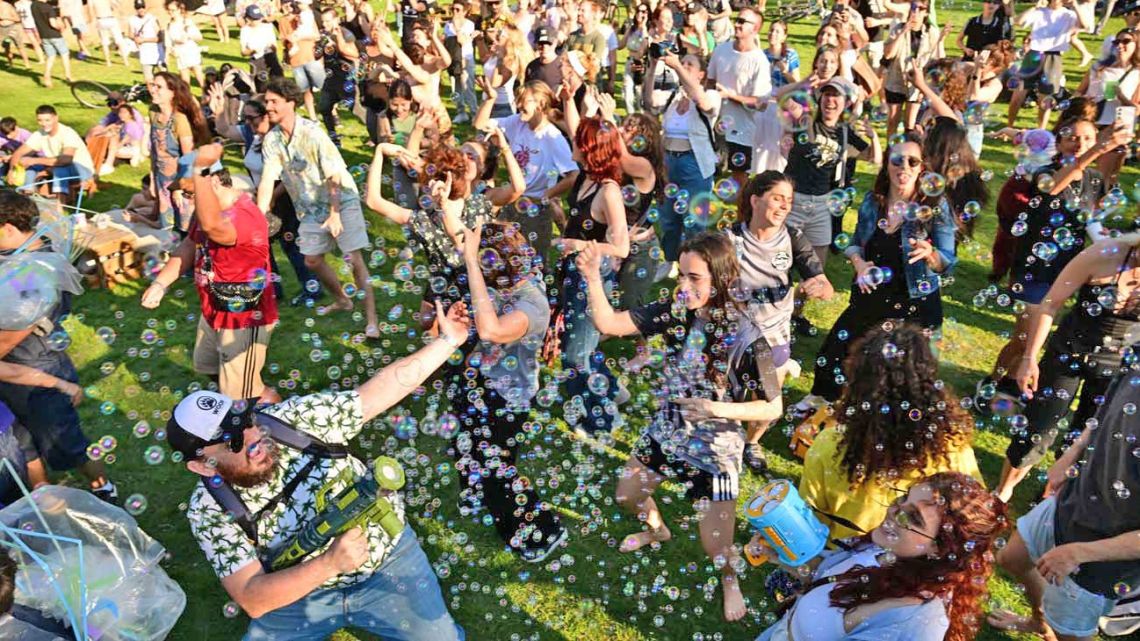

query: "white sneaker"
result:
(98, 163), (114, 176)
(453, 113), (470, 124)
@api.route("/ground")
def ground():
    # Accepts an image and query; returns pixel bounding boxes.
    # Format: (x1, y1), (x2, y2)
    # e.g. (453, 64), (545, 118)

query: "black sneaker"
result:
(792, 316), (818, 337)
(744, 443), (769, 474)
(92, 482), (119, 505)
(520, 526), (569, 564)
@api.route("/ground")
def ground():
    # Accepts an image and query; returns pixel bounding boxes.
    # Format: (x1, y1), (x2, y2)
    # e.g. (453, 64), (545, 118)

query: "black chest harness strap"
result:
(202, 412), (349, 545)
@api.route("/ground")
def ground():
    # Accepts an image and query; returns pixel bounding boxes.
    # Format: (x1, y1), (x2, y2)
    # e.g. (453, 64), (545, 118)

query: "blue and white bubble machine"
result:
(744, 479), (830, 567)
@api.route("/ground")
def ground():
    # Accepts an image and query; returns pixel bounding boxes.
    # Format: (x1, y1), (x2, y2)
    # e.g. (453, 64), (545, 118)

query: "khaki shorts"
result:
(297, 198), (370, 257)
(0, 23), (25, 45)
(193, 316), (275, 399)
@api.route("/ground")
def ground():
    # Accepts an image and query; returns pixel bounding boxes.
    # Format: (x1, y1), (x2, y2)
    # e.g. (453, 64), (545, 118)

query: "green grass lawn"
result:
(2, 4), (1136, 640)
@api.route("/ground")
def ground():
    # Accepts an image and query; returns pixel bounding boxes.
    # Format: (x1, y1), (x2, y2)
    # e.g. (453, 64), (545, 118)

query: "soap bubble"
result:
(144, 445), (165, 465)
(124, 494), (148, 515)
(222, 601), (242, 618)
(918, 172), (947, 197)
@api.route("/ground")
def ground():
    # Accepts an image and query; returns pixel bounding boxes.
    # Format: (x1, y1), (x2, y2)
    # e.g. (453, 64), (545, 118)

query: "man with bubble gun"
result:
(166, 296), (471, 640)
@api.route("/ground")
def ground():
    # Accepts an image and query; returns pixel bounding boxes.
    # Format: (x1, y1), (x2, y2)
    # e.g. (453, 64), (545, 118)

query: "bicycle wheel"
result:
(72, 80), (113, 109)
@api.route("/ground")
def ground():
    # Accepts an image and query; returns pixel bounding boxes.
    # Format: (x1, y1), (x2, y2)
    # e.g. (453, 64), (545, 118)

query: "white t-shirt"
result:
(444, 17), (475, 60)
(14, 0), (34, 29)
(25, 124), (95, 182)
(490, 114), (577, 199)
(1023, 7), (1078, 53)
(128, 13), (161, 64)
(600, 23), (617, 68)
(240, 22), (277, 58)
(707, 42), (772, 145)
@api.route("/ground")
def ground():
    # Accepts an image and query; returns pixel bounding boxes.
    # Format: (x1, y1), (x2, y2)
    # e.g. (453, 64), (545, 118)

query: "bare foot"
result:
(618, 525), (672, 553)
(722, 573), (747, 621)
(42, 75), (51, 88)
(323, 298), (353, 313)
(987, 610), (1052, 638)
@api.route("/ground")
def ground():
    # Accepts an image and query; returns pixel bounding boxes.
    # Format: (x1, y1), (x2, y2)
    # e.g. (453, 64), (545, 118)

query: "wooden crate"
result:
(75, 225), (145, 288)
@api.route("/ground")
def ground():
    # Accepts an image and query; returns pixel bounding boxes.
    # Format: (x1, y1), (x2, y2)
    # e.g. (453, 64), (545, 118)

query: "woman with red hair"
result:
(554, 115), (630, 437)
(752, 471), (1008, 641)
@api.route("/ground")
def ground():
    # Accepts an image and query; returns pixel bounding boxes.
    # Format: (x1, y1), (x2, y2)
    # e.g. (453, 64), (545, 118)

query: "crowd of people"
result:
(0, 0), (1139, 639)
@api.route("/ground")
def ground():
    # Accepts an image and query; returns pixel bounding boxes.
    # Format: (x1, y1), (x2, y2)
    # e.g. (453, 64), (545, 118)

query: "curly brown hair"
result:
(829, 472), (1008, 641)
(835, 323), (975, 487)
(422, 144), (469, 199)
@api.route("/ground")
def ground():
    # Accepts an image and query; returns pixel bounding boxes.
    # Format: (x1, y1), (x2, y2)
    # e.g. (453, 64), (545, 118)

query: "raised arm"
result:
(356, 300), (470, 422)
(575, 242), (640, 335)
(483, 127), (525, 208)
(190, 144), (238, 246)
(665, 53), (717, 112)
(364, 148), (413, 225)
(462, 225), (530, 343)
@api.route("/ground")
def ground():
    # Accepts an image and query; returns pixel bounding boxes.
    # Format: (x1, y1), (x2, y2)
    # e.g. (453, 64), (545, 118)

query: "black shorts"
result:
(724, 141), (753, 173)
(885, 89), (908, 105)
(634, 434), (740, 502)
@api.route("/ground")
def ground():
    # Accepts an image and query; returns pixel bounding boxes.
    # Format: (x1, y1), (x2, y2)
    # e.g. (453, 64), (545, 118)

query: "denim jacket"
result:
(844, 192), (958, 299)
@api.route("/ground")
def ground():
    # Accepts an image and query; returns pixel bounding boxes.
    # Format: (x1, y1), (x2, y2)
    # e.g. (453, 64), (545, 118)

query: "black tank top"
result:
(1069, 246), (1140, 341)
(564, 173), (611, 243)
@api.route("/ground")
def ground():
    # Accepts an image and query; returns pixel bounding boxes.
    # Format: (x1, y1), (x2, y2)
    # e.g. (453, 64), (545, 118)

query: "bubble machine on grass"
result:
(268, 456), (406, 571)
(744, 479), (829, 567)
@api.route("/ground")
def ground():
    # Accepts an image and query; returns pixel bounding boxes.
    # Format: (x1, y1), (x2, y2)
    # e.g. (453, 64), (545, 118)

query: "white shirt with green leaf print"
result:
(186, 391), (407, 589)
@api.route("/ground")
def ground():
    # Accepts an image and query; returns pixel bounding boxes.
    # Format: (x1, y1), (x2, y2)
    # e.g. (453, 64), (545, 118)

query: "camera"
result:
(650, 40), (679, 58)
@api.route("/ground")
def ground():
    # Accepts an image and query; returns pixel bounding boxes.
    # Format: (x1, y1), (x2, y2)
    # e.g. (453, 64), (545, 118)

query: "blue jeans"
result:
(22, 163), (80, 195)
(559, 258), (619, 434)
(661, 150), (712, 262)
(244, 526), (464, 641)
(451, 60), (477, 117)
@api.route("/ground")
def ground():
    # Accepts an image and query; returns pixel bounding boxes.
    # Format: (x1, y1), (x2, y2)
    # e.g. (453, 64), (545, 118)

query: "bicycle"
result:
(71, 80), (151, 110)
(766, 0), (827, 24)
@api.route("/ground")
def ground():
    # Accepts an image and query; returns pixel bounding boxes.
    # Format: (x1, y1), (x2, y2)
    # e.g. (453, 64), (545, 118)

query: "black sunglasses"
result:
(735, 17), (757, 26)
(243, 112), (265, 121)
(889, 153), (922, 168)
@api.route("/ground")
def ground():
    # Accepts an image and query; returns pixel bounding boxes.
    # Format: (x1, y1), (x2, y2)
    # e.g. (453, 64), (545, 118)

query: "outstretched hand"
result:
(435, 299), (471, 346)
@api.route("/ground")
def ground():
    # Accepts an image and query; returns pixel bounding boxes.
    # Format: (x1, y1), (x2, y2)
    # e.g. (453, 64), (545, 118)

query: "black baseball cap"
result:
(534, 25), (554, 45)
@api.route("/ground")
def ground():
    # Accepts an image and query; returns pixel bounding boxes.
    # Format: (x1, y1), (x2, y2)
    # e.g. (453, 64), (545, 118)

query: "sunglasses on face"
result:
(243, 112), (265, 121)
(888, 495), (938, 540)
(735, 17), (757, 26)
(1117, 38), (1136, 46)
(889, 153), (922, 168)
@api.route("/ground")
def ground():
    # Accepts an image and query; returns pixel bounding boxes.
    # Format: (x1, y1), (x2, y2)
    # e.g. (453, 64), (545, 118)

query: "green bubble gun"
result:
(268, 456), (406, 572)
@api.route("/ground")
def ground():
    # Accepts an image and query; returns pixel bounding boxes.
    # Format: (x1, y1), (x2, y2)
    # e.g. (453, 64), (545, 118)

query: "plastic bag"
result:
(0, 486), (185, 641)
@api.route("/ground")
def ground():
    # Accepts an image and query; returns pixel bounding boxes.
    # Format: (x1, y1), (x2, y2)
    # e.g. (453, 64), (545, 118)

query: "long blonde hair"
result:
(499, 24), (534, 80)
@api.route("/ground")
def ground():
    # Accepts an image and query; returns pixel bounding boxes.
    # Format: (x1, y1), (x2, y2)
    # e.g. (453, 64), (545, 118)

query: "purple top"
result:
(100, 107), (146, 141)
(0, 127), (31, 153)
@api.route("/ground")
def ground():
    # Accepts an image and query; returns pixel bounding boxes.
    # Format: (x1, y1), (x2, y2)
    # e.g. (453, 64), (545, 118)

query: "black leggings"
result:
(446, 383), (562, 547)
(1005, 330), (1125, 469)
(811, 288), (943, 401)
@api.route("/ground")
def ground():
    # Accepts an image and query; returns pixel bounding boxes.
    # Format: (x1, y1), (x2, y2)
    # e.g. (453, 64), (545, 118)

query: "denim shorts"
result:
(292, 60), (326, 92)
(787, 191), (834, 248)
(1017, 496), (1116, 637)
(42, 37), (68, 59)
